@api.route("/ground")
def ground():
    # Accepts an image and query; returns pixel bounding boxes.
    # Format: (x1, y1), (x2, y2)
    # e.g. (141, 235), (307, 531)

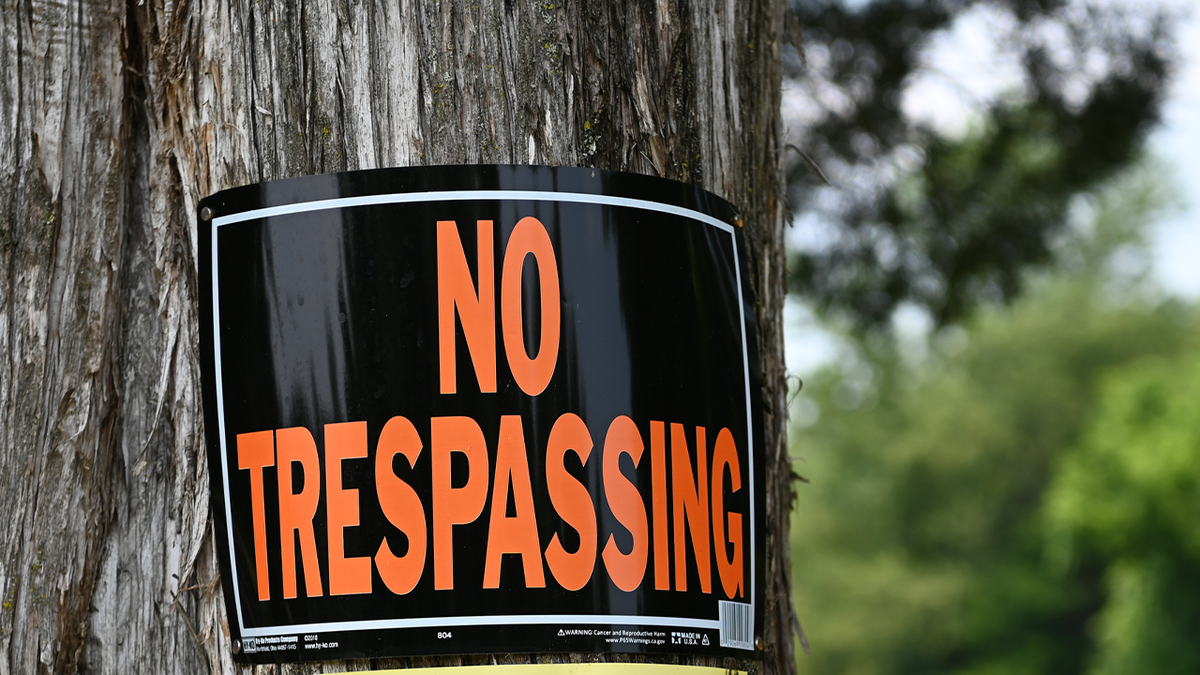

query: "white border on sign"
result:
(211, 190), (756, 646)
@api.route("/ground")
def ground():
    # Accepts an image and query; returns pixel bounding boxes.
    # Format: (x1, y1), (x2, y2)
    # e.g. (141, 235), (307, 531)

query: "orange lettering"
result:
(325, 421), (372, 596)
(375, 416), (428, 595)
(431, 416), (490, 590)
(483, 415), (546, 588)
(672, 424), (711, 593)
(544, 413), (597, 591)
(651, 421), (669, 591)
(276, 427), (324, 598)
(237, 430), (274, 601)
(438, 220), (496, 394)
(711, 428), (744, 599)
(501, 216), (560, 396)
(601, 416), (648, 592)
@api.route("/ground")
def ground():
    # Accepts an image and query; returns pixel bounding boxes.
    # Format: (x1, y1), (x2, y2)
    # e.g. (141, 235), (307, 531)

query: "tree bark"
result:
(0, 0), (793, 673)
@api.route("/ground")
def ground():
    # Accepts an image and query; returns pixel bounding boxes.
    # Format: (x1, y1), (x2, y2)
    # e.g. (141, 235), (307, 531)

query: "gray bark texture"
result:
(0, 0), (794, 673)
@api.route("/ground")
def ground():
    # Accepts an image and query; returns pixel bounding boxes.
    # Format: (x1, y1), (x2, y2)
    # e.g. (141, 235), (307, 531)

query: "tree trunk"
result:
(0, 0), (793, 673)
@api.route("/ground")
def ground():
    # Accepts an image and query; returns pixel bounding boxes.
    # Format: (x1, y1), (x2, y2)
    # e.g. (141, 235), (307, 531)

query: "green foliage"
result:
(789, 170), (1198, 674)
(1046, 353), (1200, 675)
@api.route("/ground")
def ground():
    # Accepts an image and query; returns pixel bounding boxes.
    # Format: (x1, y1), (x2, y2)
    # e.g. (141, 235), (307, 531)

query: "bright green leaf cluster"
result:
(1046, 354), (1200, 675)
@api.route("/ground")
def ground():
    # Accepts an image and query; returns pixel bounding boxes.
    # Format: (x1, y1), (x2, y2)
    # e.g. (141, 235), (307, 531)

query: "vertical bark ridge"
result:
(0, 0), (128, 672)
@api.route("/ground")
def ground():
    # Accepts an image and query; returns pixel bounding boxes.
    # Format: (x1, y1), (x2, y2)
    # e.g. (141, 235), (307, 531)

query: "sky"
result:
(784, 0), (1200, 377)
(1148, 2), (1200, 296)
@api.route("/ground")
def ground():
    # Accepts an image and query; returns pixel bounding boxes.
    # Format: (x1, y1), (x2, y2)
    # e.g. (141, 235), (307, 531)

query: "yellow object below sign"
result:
(336, 665), (744, 675)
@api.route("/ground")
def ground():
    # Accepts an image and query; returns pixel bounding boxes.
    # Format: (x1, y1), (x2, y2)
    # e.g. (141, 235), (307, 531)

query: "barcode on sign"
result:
(719, 600), (754, 650)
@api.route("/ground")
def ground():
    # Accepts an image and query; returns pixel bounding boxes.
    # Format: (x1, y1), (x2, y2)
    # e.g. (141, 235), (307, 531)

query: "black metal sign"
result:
(198, 165), (764, 663)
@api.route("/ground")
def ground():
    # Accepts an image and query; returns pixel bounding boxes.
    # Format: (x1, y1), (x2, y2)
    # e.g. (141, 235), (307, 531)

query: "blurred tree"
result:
(789, 167), (1198, 674)
(784, 0), (1176, 328)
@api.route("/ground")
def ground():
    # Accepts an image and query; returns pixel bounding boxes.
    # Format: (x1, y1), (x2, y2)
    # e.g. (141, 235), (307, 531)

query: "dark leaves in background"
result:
(786, 0), (1175, 329)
